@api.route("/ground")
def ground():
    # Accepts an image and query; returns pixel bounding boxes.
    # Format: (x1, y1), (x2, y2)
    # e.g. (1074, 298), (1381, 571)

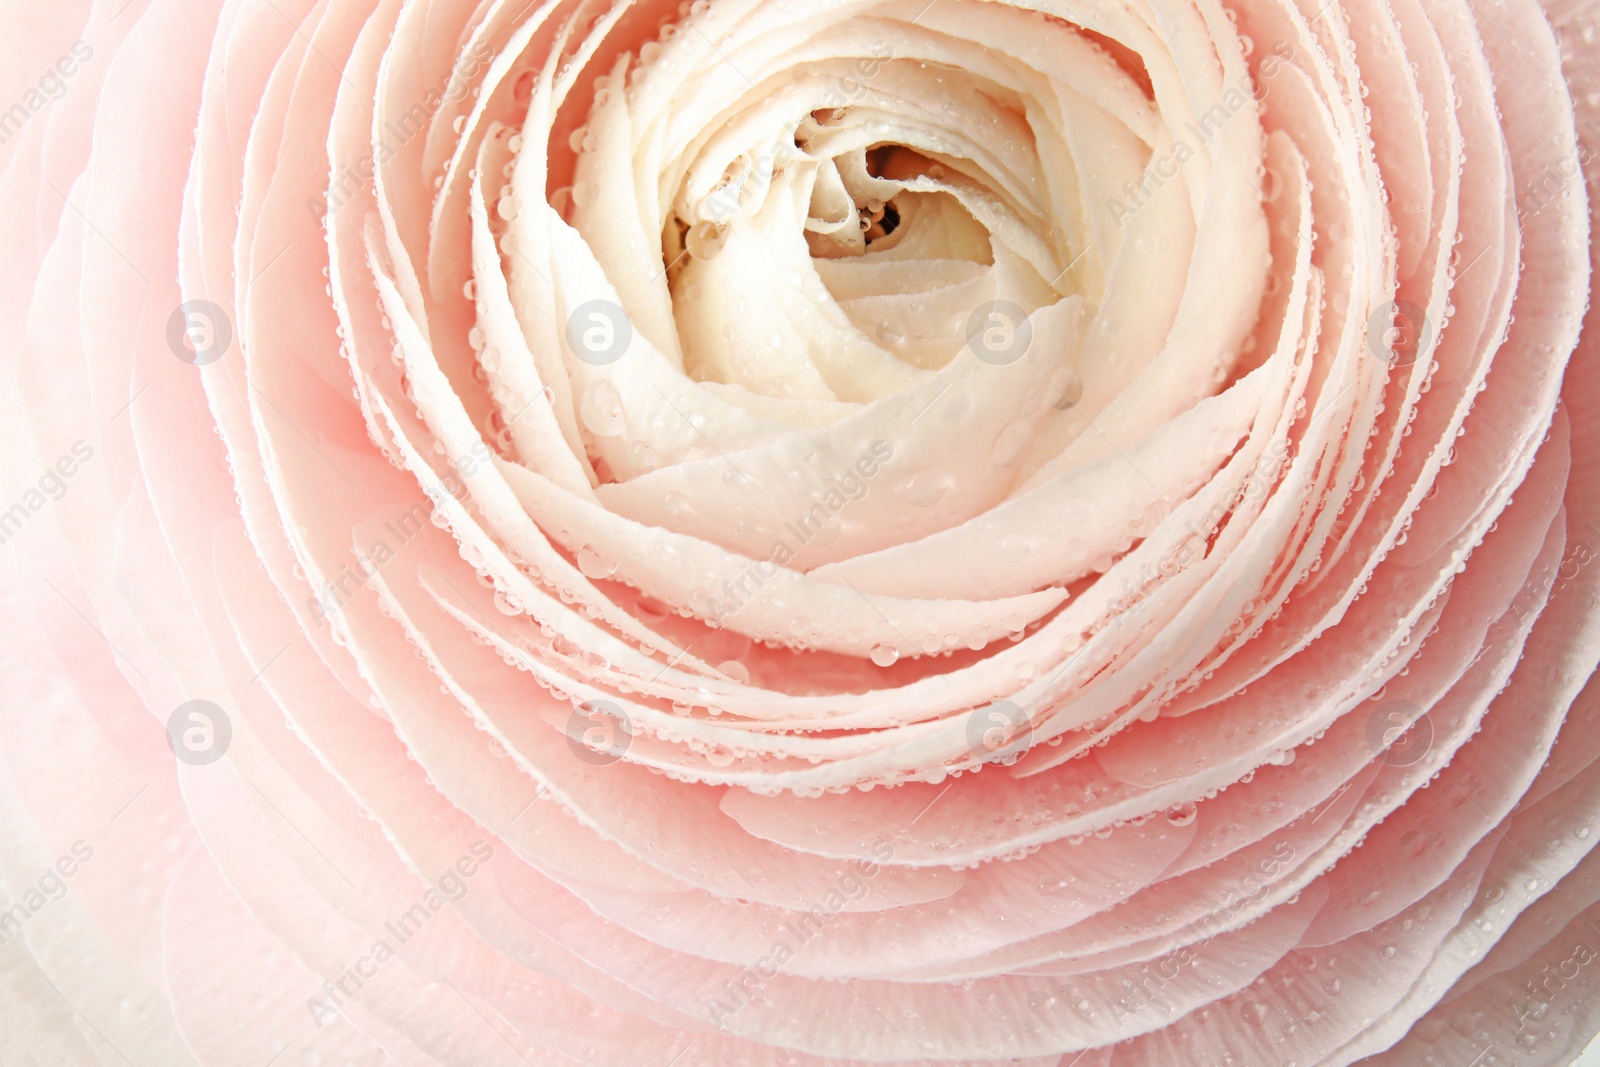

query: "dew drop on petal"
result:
(630, 440), (659, 469)
(992, 421), (1033, 467)
(1048, 367), (1084, 409)
(898, 470), (949, 508)
(1166, 801), (1198, 826)
(577, 546), (618, 579)
(580, 381), (626, 437)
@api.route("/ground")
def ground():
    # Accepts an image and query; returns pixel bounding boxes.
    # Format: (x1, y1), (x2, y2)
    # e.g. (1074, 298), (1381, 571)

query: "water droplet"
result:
(1048, 367), (1084, 409)
(630, 440), (658, 469)
(992, 421), (1033, 467)
(898, 470), (950, 508)
(577, 546), (618, 579)
(580, 380), (626, 436)
(1166, 801), (1197, 826)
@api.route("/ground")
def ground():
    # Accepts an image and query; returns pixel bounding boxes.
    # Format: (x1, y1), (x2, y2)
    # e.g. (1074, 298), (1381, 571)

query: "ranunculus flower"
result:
(4, 0), (1600, 1062)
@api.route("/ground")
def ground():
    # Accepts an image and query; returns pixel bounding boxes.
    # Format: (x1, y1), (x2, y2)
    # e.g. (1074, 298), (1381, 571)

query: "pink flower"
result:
(3, 0), (1599, 1063)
